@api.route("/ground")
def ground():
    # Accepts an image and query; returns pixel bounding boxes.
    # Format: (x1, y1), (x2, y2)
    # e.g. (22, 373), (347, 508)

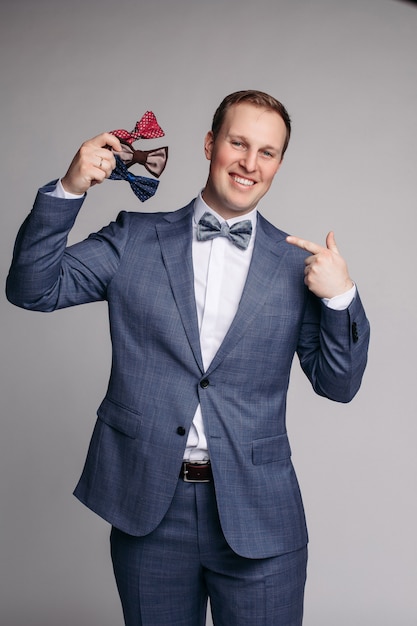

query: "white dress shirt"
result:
(184, 193), (258, 460)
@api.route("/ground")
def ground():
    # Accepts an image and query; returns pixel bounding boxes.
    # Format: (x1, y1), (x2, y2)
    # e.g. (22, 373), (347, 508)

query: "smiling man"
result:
(202, 98), (288, 217)
(6, 90), (370, 626)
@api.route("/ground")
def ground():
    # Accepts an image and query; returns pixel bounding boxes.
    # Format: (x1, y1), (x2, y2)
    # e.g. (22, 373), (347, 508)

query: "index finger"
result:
(286, 235), (324, 255)
(89, 132), (122, 153)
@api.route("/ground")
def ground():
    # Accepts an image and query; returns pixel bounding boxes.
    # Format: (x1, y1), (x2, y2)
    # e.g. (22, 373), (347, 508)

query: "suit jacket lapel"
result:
(206, 213), (289, 375)
(155, 201), (204, 373)
(156, 206), (289, 376)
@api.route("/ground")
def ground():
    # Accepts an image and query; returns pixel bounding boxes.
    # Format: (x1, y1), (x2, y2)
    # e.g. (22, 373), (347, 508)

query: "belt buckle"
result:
(182, 461), (211, 483)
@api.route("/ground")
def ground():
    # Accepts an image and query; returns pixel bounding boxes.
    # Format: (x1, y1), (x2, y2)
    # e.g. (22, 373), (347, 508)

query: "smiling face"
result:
(202, 103), (288, 219)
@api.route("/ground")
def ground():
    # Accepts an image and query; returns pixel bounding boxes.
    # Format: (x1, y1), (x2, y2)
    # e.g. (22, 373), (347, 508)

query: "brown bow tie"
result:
(116, 140), (168, 178)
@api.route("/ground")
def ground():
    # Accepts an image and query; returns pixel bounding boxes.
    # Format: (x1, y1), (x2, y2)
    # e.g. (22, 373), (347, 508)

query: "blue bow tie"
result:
(197, 212), (252, 250)
(109, 155), (159, 202)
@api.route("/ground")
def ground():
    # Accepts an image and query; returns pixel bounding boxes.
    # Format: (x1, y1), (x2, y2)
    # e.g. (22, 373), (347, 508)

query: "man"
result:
(6, 90), (369, 626)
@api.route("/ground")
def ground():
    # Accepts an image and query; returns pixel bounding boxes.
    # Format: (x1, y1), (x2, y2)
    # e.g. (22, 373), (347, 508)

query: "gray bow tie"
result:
(197, 212), (252, 250)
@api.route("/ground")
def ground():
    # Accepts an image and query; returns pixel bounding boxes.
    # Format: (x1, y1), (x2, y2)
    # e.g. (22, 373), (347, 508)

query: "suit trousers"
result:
(110, 478), (307, 626)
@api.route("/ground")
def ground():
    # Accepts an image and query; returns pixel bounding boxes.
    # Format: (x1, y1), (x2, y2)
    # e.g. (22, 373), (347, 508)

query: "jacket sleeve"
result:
(5, 182), (129, 312)
(296, 289), (370, 403)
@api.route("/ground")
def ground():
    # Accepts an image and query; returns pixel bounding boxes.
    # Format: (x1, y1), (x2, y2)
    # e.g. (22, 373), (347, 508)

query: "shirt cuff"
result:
(322, 283), (356, 311)
(46, 179), (85, 200)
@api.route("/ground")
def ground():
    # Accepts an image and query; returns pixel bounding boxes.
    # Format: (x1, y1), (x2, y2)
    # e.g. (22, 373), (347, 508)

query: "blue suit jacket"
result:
(6, 184), (370, 559)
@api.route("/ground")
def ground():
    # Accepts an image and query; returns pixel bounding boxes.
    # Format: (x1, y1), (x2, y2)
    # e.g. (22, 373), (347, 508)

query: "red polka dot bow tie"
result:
(110, 111), (165, 143)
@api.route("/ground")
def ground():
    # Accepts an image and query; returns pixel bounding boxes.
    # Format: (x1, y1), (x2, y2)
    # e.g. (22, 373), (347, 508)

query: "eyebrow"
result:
(227, 133), (278, 151)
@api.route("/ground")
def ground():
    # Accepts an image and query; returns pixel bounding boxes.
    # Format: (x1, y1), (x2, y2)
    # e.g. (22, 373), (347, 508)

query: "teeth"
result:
(232, 175), (254, 186)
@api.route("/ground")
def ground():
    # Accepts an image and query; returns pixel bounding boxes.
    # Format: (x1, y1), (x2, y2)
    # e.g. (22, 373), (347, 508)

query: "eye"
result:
(231, 140), (244, 148)
(262, 150), (274, 158)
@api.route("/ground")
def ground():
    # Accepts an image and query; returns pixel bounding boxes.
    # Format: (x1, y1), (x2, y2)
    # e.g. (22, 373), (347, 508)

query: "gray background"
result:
(1, 0), (416, 624)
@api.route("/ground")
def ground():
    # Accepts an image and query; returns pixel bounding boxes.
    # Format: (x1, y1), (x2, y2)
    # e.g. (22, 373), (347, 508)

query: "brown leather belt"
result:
(180, 461), (212, 483)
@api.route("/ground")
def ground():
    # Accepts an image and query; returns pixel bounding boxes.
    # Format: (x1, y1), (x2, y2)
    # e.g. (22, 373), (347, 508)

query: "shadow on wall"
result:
(396, 0), (417, 6)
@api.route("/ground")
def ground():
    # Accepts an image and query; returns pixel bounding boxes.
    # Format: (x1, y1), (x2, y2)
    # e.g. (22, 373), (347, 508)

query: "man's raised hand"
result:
(61, 133), (122, 195)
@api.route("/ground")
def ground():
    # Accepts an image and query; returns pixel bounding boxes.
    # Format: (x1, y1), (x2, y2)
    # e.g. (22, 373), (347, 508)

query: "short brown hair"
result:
(211, 90), (292, 158)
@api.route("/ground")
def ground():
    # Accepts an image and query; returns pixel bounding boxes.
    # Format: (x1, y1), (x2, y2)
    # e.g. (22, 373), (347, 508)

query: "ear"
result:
(204, 131), (214, 160)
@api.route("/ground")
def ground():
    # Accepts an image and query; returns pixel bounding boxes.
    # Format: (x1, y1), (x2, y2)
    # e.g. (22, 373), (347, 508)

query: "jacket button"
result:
(200, 378), (209, 389)
(176, 426), (186, 436)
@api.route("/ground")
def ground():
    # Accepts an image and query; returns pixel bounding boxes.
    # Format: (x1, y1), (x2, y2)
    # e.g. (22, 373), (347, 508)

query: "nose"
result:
(239, 149), (258, 172)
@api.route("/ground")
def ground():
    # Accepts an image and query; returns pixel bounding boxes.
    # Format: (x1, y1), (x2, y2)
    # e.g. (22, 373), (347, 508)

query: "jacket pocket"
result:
(252, 433), (292, 465)
(97, 397), (142, 439)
